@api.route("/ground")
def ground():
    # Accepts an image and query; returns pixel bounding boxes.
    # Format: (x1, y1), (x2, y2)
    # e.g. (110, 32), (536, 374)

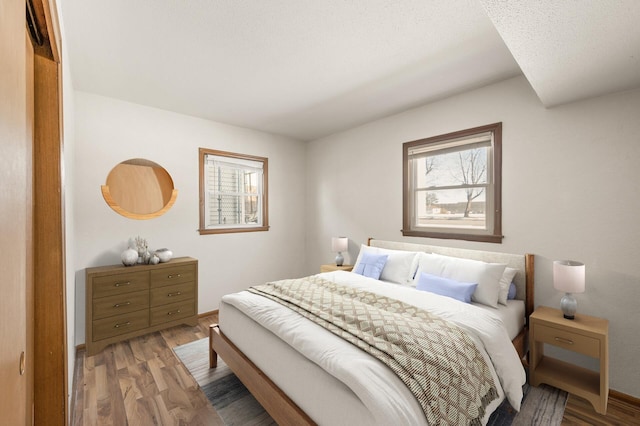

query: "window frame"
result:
(402, 122), (503, 243)
(198, 147), (269, 235)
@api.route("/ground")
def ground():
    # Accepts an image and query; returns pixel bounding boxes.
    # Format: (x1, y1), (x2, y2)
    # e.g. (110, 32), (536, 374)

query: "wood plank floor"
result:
(71, 313), (640, 425)
(72, 314), (221, 425)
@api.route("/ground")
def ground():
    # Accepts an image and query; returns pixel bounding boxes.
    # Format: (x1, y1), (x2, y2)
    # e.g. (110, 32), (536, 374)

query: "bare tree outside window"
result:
(402, 123), (502, 243)
(457, 149), (486, 218)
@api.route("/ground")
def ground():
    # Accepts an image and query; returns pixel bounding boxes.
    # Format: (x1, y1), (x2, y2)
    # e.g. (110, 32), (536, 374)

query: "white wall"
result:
(61, 38), (77, 421)
(306, 76), (640, 398)
(72, 91), (307, 345)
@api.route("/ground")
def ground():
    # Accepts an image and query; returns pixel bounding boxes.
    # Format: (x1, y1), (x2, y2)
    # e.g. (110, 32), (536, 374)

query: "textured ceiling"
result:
(480, 0), (640, 107)
(60, 0), (640, 141)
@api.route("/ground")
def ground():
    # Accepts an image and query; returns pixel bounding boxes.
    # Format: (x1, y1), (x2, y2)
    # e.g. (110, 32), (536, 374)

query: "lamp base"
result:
(335, 252), (344, 267)
(560, 293), (577, 320)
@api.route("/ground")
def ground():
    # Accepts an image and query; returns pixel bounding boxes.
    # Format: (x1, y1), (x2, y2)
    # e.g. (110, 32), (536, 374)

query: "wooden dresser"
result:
(86, 257), (198, 356)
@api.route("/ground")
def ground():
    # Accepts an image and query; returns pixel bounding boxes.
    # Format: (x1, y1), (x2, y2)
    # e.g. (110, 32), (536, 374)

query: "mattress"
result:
(218, 271), (526, 425)
(220, 301), (378, 425)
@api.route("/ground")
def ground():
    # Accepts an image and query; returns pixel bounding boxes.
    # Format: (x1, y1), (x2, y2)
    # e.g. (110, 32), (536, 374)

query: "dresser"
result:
(86, 257), (198, 356)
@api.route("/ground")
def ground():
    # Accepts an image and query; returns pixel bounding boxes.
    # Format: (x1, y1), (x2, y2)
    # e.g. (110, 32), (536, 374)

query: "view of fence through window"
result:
(199, 147), (269, 234)
(210, 163), (260, 226)
(415, 145), (489, 229)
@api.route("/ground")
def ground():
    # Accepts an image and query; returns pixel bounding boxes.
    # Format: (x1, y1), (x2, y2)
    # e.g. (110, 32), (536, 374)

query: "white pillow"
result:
(498, 267), (518, 306)
(413, 252), (506, 308)
(353, 245), (419, 285)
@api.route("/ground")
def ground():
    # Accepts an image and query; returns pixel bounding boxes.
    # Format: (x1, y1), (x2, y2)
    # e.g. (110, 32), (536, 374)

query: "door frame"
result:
(29, 0), (68, 424)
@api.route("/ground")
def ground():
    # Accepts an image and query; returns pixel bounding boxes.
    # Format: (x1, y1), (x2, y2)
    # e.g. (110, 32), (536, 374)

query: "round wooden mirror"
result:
(101, 158), (178, 220)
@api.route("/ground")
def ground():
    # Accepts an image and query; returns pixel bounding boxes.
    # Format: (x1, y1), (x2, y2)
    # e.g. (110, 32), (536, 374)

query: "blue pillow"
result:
(354, 253), (388, 280)
(507, 282), (517, 300)
(416, 272), (478, 303)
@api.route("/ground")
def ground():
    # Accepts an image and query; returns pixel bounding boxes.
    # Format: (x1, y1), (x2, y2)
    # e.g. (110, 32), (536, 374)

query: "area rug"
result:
(174, 338), (567, 425)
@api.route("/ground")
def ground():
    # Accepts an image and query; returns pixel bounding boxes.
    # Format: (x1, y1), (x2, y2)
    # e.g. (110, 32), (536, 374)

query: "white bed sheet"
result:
(385, 280), (525, 341)
(475, 299), (525, 341)
(220, 271), (526, 425)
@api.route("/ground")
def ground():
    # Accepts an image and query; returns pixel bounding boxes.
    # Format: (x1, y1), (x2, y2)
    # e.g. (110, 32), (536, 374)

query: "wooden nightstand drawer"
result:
(92, 271), (149, 298)
(534, 323), (599, 358)
(92, 309), (149, 341)
(150, 281), (195, 307)
(93, 290), (149, 320)
(150, 264), (196, 287)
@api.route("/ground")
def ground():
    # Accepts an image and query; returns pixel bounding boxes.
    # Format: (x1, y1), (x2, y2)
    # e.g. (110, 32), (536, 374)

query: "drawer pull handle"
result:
(554, 337), (574, 345)
(113, 301), (131, 308)
(114, 321), (131, 329)
(167, 274), (182, 279)
(167, 309), (182, 316)
(115, 281), (131, 287)
(167, 291), (182, 297)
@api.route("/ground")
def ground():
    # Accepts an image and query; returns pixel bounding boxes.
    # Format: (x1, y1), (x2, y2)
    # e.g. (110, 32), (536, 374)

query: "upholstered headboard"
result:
(368, 238), (534, 320)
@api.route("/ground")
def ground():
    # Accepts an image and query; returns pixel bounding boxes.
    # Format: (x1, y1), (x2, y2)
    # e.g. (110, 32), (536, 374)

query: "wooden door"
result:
(0, 1), (35, 424)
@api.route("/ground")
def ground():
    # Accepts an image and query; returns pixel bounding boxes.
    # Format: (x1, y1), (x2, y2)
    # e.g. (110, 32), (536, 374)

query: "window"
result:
(402, 123), (502, 243)
(199, 148), (269, 234)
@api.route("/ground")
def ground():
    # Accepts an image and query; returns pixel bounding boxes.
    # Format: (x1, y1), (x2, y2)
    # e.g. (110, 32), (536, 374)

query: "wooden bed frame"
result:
(209, 241), (535, 425)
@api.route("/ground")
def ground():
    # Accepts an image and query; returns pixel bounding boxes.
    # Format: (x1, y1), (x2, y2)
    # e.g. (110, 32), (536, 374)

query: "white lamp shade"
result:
(331, 237), (348, 252)
(553, 260), (585, 293)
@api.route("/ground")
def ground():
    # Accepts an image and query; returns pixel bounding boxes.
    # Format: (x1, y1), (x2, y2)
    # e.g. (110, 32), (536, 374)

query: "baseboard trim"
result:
(199, 309), (219, 319)
(610, 389), (640, 407)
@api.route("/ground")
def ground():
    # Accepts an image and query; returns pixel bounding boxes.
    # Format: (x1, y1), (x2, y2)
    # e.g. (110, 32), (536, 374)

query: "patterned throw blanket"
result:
(249, 275), (498, 425)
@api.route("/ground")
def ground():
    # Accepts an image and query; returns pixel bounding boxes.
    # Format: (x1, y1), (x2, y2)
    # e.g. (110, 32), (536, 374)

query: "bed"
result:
(209, 239), (534, 425)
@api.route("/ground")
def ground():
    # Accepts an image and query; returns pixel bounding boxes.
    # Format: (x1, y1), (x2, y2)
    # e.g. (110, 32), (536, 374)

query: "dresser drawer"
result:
(92, 271), (149, 298)
(92, 309), (149, 341)
(150, 264), (196, 288)
(534, 323), (600, 358)
(150, 300), (195, 326)
(93, 290), (149, 320)
(150, 281), (195, 307)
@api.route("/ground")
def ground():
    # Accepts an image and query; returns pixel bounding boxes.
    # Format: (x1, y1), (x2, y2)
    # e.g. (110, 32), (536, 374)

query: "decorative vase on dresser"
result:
(85, 257), (198, 356)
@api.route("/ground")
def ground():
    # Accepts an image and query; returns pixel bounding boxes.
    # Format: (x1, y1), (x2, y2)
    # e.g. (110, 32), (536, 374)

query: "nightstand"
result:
(529, 306), (609, 414)
(320, 264), (353, 273)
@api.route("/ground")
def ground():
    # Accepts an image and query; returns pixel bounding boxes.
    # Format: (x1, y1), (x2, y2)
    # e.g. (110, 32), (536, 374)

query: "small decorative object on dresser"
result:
(133, 235), (149, 264)
(320, 264), (354, 273)
(155, 248), (173, 263)
(85, 257), (198, 356)
(529, 306), (609, 414)
(331, 236), (348, 266)
(120, 247), (138, 266)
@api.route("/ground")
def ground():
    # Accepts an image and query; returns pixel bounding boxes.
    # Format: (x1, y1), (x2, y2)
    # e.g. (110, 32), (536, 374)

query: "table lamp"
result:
(331, 237), (348, 266)
(553, 260), (585, 320)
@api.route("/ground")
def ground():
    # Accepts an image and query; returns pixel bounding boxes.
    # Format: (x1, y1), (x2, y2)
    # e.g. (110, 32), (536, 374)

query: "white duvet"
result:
(222, 271), (526, 425)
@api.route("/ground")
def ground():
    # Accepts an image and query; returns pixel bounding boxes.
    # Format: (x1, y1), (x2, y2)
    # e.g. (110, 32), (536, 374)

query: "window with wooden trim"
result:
(199, 148), (269, 234)
(402, 123), (502, 243)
